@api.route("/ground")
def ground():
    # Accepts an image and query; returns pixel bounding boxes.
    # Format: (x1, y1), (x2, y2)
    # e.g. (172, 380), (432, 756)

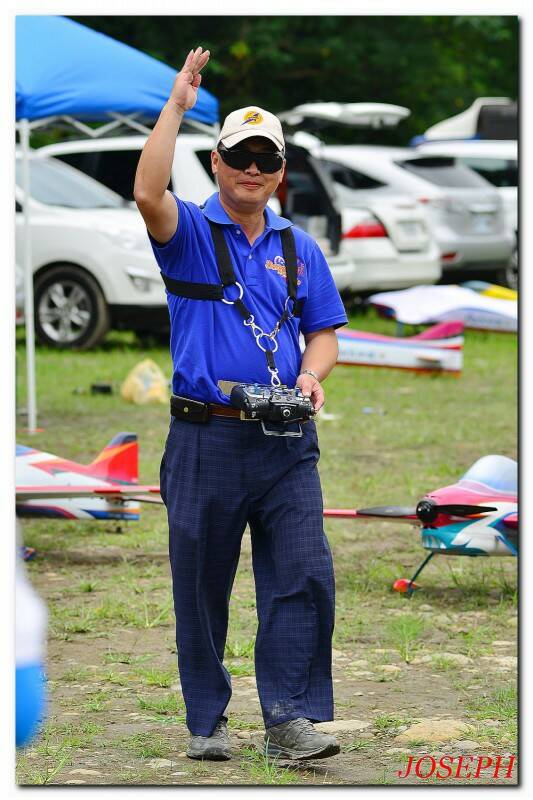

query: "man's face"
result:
(211, 136), (285, 211)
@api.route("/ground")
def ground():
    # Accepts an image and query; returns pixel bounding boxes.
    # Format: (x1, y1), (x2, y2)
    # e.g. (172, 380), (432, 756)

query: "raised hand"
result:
(169, 47), (210, 113)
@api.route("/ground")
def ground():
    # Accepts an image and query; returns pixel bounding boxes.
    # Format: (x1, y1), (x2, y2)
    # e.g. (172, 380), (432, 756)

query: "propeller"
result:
(357, 500), (498, 524)
(415, 499), (497, 524)
(356, 505), (417, 520)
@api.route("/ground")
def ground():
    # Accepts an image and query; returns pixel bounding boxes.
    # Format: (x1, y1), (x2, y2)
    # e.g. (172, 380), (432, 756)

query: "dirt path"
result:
(17, 535), (517, 787)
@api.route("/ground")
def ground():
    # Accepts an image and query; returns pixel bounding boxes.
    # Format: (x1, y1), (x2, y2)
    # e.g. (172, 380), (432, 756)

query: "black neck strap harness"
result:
(160, 219), (302, 386)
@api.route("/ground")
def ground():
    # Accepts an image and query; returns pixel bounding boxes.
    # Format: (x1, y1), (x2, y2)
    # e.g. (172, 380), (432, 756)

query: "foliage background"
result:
(68, 15), (518, 144)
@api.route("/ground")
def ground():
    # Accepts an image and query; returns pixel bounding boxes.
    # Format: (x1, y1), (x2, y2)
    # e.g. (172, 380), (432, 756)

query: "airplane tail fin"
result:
(412, 321), (464, 341)
(88, 433), (138, 484)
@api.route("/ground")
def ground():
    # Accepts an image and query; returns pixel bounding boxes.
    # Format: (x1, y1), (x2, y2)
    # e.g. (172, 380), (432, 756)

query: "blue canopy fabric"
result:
(16, 15), (218, 125)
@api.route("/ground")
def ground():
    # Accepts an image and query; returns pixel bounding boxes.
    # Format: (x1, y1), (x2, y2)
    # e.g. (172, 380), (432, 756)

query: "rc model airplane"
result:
(16, 433), (161, 520)
(336, 320), (463, 373)
(324, 454), (517, 595)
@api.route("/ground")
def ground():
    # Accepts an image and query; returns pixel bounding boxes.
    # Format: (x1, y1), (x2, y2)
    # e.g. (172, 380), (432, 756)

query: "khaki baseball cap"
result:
(217, 106), (285, 152)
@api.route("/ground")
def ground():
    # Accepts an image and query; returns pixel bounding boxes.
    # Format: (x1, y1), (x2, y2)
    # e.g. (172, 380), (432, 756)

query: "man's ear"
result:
(211, 150), (219, 176)
(278, 159), (286, 185)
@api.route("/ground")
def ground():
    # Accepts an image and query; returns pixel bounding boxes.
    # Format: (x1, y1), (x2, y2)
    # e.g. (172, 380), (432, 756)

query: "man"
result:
(134, 46), (348, 762)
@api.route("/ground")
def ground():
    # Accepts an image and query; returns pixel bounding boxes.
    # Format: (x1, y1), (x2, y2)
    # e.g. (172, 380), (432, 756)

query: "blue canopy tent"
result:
(16, 15), (219, 431)
(16, 15), (218, 125)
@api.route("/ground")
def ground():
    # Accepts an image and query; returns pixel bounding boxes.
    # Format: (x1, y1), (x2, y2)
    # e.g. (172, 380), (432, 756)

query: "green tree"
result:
(67, 15), (518, 142)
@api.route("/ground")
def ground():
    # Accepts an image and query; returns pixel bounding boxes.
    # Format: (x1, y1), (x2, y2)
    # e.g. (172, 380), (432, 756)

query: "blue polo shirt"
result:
(148, 192), (347, 405)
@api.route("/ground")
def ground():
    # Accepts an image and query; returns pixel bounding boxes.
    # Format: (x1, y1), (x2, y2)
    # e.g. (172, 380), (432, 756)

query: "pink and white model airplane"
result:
(323, 454), (517, 595)
(16, 433), (162, 520)
(336, 321), (464, 373)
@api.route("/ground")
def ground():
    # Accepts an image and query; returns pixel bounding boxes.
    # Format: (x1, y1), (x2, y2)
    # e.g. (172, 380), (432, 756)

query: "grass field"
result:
(15, 308), (517, 786)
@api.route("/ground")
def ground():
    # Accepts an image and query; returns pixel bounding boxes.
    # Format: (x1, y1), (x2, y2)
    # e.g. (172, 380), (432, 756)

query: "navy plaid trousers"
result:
(160, 415), (335, 737)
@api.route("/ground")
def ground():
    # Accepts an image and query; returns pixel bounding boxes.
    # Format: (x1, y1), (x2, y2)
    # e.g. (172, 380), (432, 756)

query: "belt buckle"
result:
(240, 411), (260, 422)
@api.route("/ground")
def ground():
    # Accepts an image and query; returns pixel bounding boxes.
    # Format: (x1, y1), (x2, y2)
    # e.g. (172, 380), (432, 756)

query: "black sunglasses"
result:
(217, 145), (284, 174)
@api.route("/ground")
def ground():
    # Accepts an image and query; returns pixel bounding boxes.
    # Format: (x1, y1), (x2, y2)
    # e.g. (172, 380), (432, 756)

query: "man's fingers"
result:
(191, 46), (204, 69)
(180, 47), (210, 81)
(191, 48), (210, 74)
(312, 386), (325, 412)
(297, 376), (316, 397)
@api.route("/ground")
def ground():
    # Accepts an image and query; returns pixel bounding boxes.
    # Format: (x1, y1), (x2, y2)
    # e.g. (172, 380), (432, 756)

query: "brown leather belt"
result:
(170, 395), (310, 427)
(170, 394), (249, 422)
(209, 403), (243, 419)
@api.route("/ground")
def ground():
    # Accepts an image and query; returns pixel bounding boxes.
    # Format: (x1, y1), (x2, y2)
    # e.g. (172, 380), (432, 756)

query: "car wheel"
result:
(496, 244), (518, 290)
(34, 265), (110, 349)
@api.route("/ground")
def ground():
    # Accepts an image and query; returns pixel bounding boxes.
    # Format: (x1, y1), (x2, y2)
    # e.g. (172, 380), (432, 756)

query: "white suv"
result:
(16, 154), (167, 348)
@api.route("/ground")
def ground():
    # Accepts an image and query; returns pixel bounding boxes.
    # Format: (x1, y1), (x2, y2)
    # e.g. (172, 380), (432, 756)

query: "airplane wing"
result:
(16, 485), (162, 503)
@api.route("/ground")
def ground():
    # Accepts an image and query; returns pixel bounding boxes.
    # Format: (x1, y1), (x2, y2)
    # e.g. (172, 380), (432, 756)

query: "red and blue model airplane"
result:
(16, 433), (161, 520)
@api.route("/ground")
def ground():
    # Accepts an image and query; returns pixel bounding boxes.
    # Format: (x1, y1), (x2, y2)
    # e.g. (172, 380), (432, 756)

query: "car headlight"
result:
(125, 266), (159, 293)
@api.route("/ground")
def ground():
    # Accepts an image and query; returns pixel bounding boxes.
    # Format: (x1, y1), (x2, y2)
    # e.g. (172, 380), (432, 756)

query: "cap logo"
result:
(242, 110), (263, 126)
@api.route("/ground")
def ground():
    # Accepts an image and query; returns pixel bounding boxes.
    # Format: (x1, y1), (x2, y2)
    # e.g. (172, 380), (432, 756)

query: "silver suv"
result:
(314, 145), (514, 285)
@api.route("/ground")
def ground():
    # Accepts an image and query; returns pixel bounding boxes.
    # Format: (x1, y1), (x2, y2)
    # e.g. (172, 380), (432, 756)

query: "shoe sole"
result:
(187, 749), (232, 761)
(264, 741), (340, 760)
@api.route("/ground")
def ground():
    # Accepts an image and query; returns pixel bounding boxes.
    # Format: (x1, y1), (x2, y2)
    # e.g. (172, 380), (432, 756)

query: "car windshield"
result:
(15, 157), (124, 208)
(396, 156), (490, 188)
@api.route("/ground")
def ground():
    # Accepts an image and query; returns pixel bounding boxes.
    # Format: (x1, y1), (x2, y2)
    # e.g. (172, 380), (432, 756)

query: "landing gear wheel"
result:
(34, 266), (110, 349)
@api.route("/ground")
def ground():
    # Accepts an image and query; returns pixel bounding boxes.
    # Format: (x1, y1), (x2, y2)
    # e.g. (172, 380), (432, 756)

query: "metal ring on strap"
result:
(254, 332), (279, 354)
(221, 282), (244, 305)
(284, 295), (296, 318)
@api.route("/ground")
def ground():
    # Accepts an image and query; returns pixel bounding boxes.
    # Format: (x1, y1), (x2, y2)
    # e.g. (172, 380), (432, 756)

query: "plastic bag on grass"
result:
(121, 359), (169, 405)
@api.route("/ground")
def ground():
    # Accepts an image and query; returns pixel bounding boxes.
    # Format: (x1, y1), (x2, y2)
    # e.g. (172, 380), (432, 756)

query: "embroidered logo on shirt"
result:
(265, 255), (305, 285)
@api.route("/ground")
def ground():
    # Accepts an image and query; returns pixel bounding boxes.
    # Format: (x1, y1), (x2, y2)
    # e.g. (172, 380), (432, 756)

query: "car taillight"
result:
(441, 252), (458, 263)
(342, 219), (388, 239)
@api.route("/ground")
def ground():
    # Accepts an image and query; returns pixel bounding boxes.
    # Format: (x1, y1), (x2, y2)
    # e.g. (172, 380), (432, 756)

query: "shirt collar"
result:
(201, 192), (292, 230)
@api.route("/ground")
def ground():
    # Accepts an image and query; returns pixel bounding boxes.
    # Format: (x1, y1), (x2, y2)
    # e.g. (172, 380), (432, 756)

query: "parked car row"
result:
(37, 132), (443, 296)
(287, 101), (515, 288)
(16, 100), (517, 348)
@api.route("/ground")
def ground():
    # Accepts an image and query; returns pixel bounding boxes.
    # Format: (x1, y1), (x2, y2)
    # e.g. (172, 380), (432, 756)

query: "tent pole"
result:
(20, 118), (37, 433)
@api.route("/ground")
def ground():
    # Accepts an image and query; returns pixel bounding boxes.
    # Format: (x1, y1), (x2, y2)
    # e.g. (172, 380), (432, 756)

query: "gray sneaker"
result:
(187, 718), (231, 761)
(264, 718), (340, 760)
